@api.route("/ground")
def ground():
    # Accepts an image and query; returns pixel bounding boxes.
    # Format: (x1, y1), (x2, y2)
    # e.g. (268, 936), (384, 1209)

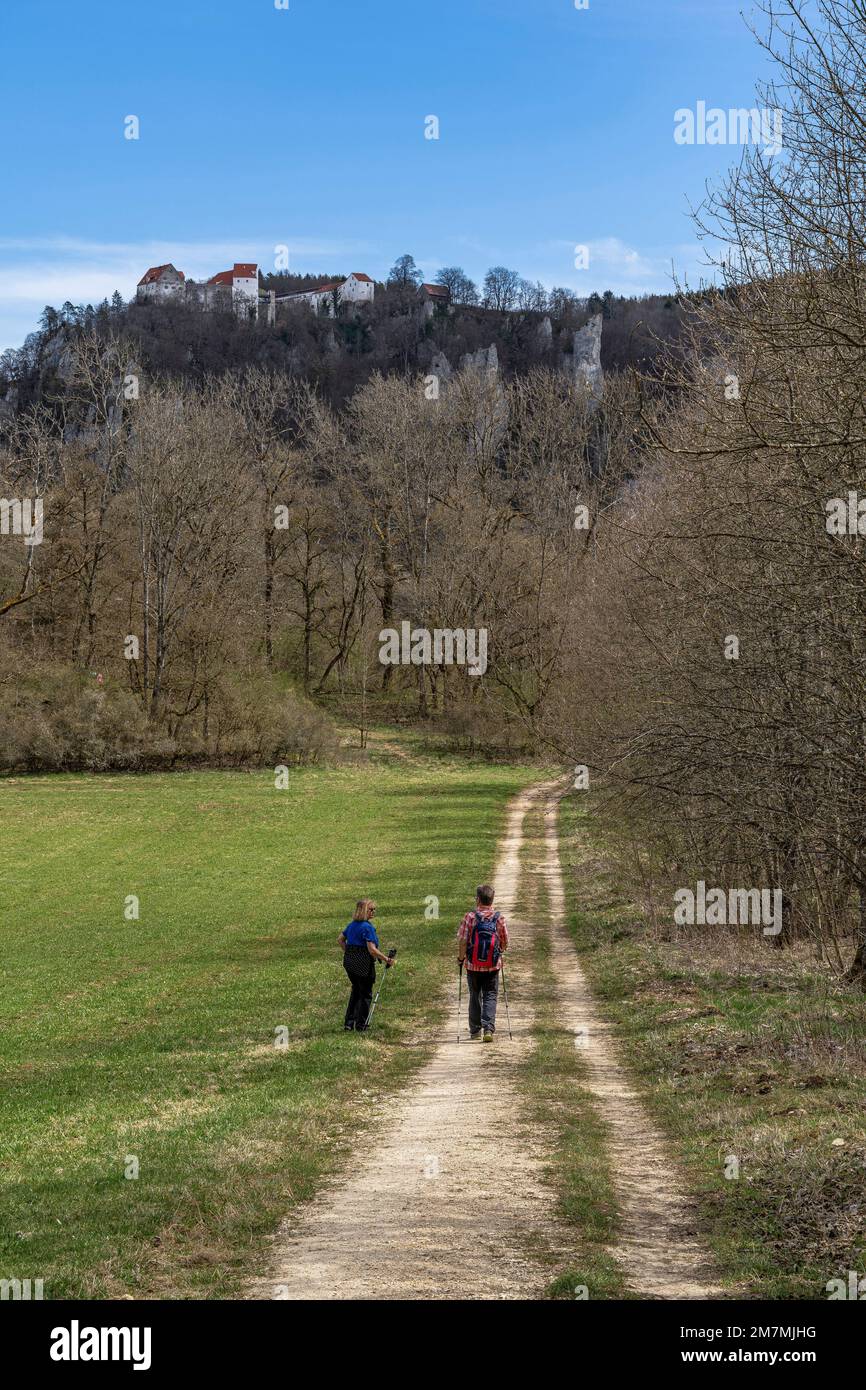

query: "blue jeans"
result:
(467, 969), (499, 1033)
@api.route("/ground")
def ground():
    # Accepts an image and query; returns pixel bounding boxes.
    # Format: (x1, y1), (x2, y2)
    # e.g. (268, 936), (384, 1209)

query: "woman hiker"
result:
(338, 899), (395, 1031)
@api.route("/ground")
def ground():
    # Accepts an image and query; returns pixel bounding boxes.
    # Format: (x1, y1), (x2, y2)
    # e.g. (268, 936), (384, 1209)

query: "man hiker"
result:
(457, 884), (508, 1041)
(338, 898), (395, 1032)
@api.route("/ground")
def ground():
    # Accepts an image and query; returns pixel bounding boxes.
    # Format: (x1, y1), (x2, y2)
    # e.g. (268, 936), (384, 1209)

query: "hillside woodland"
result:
(3, 0), (866, 982)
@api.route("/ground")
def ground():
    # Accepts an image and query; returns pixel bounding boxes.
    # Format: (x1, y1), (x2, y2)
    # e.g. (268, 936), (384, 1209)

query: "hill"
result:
(0, 279), (690, 417)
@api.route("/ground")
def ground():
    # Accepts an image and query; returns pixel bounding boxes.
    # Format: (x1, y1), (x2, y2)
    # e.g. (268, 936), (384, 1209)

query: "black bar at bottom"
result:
(6, 1297), (857, 1377)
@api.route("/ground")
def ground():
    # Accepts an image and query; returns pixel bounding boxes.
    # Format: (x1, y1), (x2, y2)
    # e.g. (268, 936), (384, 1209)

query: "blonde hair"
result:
(354, 898), (377, 922)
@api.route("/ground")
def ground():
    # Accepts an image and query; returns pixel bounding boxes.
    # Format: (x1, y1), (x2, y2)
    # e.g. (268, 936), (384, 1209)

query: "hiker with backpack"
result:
(338, 899), (395, 1032)
(457, 884), (508, 1041)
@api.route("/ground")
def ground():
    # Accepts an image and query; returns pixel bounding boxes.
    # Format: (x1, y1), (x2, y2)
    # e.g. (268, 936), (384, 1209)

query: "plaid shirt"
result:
(457, 907), (508, 972)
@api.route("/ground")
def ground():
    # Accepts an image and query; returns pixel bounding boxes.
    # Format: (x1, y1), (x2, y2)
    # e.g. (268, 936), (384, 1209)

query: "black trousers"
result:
(344, 965), (375, 1029)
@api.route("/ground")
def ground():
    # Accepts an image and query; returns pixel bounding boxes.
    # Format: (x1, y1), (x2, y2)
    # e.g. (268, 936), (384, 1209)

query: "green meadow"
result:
(0, 757), (539, 1299)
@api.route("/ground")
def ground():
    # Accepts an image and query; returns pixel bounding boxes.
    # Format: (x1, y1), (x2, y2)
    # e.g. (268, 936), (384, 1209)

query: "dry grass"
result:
(559, 795), (866, 1300)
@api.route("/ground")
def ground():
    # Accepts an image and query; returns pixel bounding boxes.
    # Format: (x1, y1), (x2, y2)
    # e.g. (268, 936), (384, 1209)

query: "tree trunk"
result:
(264, 531), (275, 668)
(845, 885), (866, 990)
(379, 524), (395, 690)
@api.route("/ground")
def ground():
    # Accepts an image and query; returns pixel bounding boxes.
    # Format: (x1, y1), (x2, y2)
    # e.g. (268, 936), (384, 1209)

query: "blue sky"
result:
(0, 0), (773, 351)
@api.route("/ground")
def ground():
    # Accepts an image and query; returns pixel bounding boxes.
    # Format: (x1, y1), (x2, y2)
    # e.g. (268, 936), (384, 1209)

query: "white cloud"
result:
(540, 235), (713, 296)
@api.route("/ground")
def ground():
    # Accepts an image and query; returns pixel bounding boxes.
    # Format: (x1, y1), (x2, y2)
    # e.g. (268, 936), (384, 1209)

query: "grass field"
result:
(558, 795), (866, 1300)
(9, 751), (857, 1303)
(0, 754), (540, 1299)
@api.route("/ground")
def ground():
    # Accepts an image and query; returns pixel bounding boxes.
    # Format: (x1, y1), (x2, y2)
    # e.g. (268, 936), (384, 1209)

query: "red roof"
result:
(207, 262), (259, 286)
(138, 263), (184, 286)
(422, 283), (450, 297)
(292, 281), (343, 296)
(349, 272), (373, 283)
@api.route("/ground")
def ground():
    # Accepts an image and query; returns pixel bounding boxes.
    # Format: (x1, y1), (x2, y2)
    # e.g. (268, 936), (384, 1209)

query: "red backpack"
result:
(467, 911), (502, 969)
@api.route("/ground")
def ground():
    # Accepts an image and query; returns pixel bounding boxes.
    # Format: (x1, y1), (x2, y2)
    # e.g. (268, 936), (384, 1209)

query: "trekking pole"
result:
(500, 961), (513, 1041)
(456, 960), (463, 1043)
(365, 949), (397, 1030)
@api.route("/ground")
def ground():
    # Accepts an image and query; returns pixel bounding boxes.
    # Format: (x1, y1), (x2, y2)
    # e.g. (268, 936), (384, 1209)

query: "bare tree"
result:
(483, 266), (522, 313)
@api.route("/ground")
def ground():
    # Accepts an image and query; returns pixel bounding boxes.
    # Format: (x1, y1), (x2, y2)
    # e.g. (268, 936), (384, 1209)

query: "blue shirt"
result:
(343, 919), (379, 948)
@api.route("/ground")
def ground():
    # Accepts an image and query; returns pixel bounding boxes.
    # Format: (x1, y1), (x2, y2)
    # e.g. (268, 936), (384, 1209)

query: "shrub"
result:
(0, 665), (335, 774)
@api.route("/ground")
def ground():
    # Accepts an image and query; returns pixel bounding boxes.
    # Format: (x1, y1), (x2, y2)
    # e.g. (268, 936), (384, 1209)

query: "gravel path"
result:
(247, 784), (723, 1300)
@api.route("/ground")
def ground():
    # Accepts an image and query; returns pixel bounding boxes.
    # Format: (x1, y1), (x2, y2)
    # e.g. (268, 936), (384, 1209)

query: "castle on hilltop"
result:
(278, 272), (375, 313)
(137, 262), (261, 317)
(136, 262), (379, 321)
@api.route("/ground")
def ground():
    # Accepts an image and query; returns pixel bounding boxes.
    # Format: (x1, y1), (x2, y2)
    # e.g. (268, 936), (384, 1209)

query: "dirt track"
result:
(247, 784), (722, 1300)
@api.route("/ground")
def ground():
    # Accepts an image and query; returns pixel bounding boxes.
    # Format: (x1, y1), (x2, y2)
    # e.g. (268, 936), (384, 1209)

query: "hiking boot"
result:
(483, 1030), (494, 1042)
(344, 1023), (355, 1031)
(469, 1030), (482, 1040)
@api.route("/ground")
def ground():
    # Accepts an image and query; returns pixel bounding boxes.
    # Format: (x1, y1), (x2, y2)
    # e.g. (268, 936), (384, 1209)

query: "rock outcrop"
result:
(428, 350), (453, 385)
(536, 315), (553, 349)
(0, 383), (18, 419)
(460, 344), (499, 375)
(571, 313), (603, 400)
